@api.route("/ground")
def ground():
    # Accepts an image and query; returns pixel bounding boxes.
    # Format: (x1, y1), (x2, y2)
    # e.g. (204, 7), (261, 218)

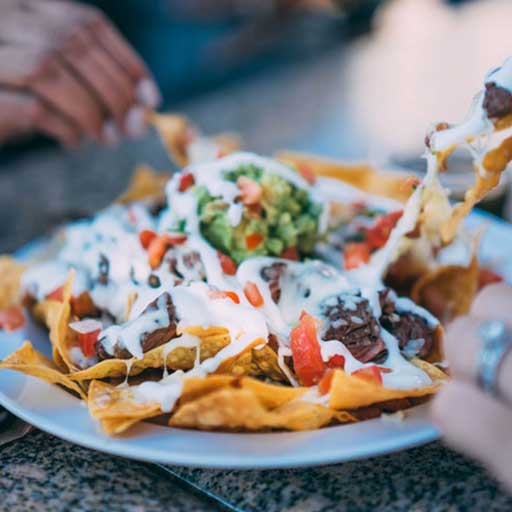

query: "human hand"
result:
(432, 282), (512, 492)
(0, 0), (161, 147)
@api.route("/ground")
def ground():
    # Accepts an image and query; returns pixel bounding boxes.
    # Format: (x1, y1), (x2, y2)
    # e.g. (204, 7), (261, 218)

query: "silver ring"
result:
(477, 320), (512, 396)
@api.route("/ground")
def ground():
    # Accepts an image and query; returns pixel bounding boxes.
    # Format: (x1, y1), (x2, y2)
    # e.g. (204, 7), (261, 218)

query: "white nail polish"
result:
(125, 106), (147, 138)
(102, 120), (120, 146)
(136, 79), (161, 109)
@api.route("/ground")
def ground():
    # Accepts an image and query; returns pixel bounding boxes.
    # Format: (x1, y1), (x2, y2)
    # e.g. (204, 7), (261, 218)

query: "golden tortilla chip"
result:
(150, 112), (240, 167)
(169, 387), (337, 431)
(88, 380), (162, 434)
(275, 151), (412, 203)
(411, 255), (480, 324)
(0, 256), (26, 310)
(0, 341), (86, 400)
(328, 369), (442, 410)
(116, 164), (169, 204)
(250, 344), (287, 381)
(70, 332), (230, 381)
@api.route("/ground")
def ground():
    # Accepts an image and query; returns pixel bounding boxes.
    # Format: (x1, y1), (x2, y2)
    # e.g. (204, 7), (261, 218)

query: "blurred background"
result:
(2, 0), (512, 251)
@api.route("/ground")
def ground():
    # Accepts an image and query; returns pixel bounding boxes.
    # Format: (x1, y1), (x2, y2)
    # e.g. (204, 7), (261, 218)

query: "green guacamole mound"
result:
(196, 164), (322, 263)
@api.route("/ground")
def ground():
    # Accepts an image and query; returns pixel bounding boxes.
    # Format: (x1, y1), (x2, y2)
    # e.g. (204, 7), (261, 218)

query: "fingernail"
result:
(136, 79), (161, 109)
(125, 106), (148, 138)
(102, 120), (120, 146)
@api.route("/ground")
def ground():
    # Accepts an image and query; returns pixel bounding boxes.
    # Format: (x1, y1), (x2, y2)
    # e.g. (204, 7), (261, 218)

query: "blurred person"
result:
(0, 0), (381, 149)
(432, 283), (512, 493)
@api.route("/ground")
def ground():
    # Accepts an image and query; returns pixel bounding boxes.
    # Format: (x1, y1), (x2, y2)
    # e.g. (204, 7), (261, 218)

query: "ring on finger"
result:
(477, 320), (512, 398)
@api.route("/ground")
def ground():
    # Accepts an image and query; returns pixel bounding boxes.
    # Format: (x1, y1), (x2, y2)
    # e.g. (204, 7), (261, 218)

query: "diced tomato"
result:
(327, 354), (346, 369)
(217, 251), (237, 275)
(237, 176), (262, 205)
(0, 305), (25, 332)
(400, 176), (420, 193)
(148, 237), (168, 269)
(70, 319), (102, 357)
(318, 369), (334, 395)
(281, 246), (299, 261)
(178, 172), (195, 192)
(290, 311), (326, 386)
(244, 281), (264, 307)
(365, 210), (403, 250)
(344, 242), (371, 270)
(378, 366), (393, 374)
(79, 330), (100, 357)
(139, 229), (157, 250)
(217, 148), (227, 159)
(352, 365), (383, 385)
(296, 163), (317, 185)
(209, 290), (240, 304)
(478, 267), (503, 290)
(147, 233), (188, 269)
(162, 233), (188, 245)
(46, 286), (64, 302)
(245, 233), (264, 250)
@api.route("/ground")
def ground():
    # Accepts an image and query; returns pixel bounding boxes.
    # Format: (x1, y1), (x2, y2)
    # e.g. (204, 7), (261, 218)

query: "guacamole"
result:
(196, 164), (322, 263)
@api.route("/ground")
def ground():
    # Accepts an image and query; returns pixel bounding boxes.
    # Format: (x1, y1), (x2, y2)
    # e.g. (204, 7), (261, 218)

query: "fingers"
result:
(0, 0), (160, 144)
(471, 282), (512, 319)
(445, 315), (512, 405)
(0, 89), (79, 146)
(432, 381), (512, 492)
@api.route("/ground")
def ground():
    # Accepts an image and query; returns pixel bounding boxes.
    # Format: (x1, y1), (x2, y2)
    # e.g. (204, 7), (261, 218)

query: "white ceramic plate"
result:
(1, 210), (511, 469)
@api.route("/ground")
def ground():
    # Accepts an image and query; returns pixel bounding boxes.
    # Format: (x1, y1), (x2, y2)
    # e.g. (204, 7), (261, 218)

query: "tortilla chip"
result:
(116, 164), (169, 204)
(88, 380), (162, 434)
(328, 369), (442, 410)
(411, 255), (480, 323)
(169, 387), (337, 431)
(275, 151), (412, 203)
(0, 256), (26, 310)
(70, 332), (230, 381)
(250, 344), (287, 381)
(0, 341), (86, 400)
(150, 112), (240, 167)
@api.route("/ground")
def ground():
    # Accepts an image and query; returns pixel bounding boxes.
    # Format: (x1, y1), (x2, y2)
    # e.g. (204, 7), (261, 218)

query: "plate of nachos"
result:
(1, 58), (511, 468)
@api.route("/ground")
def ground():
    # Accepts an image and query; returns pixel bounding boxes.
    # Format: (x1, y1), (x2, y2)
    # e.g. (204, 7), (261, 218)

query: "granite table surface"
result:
(3, 2), (512, 509)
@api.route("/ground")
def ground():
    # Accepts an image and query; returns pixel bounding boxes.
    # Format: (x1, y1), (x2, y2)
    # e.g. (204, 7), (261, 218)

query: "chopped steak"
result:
(96, 292), (178, 360)
(379, 289), (434, 358)
(260, 262), (287, 303)
(483, 82), (512, 119)
(321, 293), (385, 363)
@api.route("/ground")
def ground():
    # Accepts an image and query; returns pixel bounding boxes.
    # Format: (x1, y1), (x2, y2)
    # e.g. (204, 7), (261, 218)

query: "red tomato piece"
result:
(344, 242), (371, 270)
(178, 172), (195, 192)
(46, 286), (64, 302)
(209, 290), (240, 304)
(217, 252), (237, 275)
(139, 229), (157, 250)
(290, 311), (326, 386)
(237, 176), (262, 205)
(79, 330), (100, 357)
(243, 281), (264, 307)
(365, 210), (403, 250)
(352, 365), (383, 385)
(0, 306), (25, 331)
(327, 354), (346, 369)
(478, 267), (503, 290)
(318, 369), (334, 395)
(245, 233), (264, 250)
(296, 163), (317, 185)
(162, 233), (188, 245)
(281, 247), (299, 261)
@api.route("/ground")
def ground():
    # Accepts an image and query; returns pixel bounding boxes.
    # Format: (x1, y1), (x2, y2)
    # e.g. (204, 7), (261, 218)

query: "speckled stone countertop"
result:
(3, 7), (512, 508)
